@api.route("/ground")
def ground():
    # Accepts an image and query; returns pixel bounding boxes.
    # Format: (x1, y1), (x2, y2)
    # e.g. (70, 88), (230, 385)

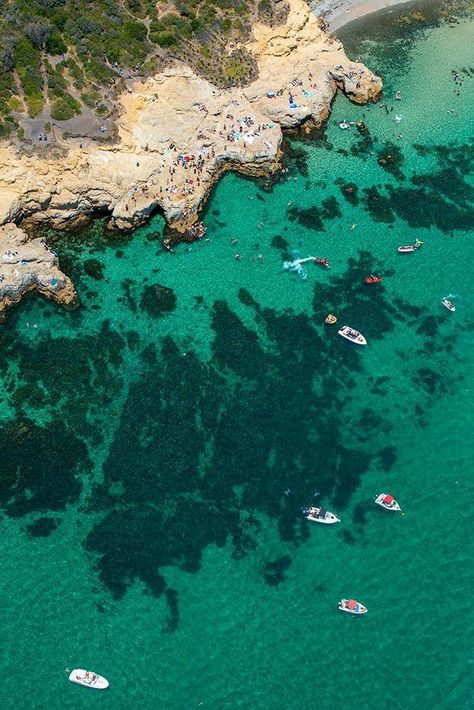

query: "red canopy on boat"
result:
(384, 495), (394, 503)
(347, 599), (358, 609)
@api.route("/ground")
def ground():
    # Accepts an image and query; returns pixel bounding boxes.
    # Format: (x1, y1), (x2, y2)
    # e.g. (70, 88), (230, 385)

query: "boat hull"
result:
(69, 670), (109, 689)
(338, 326), (367, 345)
(375, 494), (401, 512)
(339, 600), (367, 614)
(442, 300), (455, 312)
(398, 241), (422, 253)
(306, 514), (340, 524)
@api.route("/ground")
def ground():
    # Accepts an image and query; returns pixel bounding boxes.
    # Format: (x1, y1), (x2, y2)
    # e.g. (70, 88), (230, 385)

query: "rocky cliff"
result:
(0, 223), (76, 315)
(0, 0), (382, 313)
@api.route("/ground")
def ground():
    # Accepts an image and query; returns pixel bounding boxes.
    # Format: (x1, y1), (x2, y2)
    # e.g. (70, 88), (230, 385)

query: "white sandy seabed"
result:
(313, 0), (416, 30)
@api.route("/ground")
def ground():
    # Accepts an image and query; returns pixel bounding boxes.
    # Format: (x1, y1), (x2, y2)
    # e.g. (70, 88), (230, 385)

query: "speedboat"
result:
(315, 257), (330, 268)
(339, 120), (350, 130)
(441, 298), (455, 312)
(397, 239), (423, 253)
(325, 313), (337, 325)
(69, 669), (109, 690)
(338, 325), (367, 345)
(365, 274), (382, 284)
(375, 493), (401, 512)
(304, 506), (340, 524)
(339, 599), (367, 615)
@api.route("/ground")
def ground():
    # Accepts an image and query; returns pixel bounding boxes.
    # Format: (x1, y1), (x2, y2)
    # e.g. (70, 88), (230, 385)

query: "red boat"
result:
(315, 257), (330, 268)
(365, 274), (383, 284)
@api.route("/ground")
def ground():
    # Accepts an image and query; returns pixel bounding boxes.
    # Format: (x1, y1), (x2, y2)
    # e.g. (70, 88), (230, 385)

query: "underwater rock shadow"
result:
(1, 251), (462, 622)
(83, 253), (415, 609)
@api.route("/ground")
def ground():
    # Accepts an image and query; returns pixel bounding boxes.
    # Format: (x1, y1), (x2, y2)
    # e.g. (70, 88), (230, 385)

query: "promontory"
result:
(0, 0), (382, 312)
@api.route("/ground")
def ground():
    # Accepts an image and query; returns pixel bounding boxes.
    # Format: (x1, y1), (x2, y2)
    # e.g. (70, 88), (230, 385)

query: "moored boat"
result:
(325, 313), (337, 325)
(397, 239), (423, 253)
(365, 274), (382, 284)
(338, 325), (367, 345)
(304, 506), (340, 524)
(69, 669), (109, 690)
(375, 493), (401, 512)
(339, 599), (367, 615)
(441, 298), (455, 312)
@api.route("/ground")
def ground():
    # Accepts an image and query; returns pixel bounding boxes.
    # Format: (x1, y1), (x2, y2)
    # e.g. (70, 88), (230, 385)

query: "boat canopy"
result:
(347, 600), (358, 609)
(384, 495), (394, 503)
(317, 508), (327, 517)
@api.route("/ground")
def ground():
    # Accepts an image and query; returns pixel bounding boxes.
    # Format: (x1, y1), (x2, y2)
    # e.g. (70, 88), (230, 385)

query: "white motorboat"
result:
(375, 493), (401, 512)
(339, 599), (367, 615)
(339, 120), (351, 130)
(338, 325), (367, 345)
(397, 239), (423, 253)
(69, 669), (109, 690)
(441, 298), (455, 312)
(304, 506), (340, 524)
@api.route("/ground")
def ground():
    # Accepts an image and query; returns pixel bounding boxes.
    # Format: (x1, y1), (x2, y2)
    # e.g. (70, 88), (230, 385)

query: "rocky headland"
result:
(0, 0), (382, 313)
(0, 223), (76, 316)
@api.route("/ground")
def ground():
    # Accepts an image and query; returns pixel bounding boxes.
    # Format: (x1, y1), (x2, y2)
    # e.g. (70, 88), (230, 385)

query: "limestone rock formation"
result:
(0, 0), (382, 314)
(245, 0), (381, 125)
(0, 223), (76, 315)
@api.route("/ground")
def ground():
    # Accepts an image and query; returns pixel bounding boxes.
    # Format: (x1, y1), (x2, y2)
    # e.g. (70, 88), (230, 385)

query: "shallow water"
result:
(0, 2), (473, 708)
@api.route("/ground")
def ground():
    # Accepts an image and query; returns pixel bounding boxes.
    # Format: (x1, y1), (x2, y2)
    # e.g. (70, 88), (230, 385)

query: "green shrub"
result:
(27, 95), (44, 117)
(123, 21), (147, 42)
(81, 91), (100, 108)
(50, 93), (81, 120)
(150, 31), (178, 48)
(8, 96), (23, 112)
(46, 31), (67, 55)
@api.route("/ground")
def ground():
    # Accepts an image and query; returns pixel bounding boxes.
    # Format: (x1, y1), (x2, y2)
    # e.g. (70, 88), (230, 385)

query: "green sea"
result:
(1, 2), (473, 708)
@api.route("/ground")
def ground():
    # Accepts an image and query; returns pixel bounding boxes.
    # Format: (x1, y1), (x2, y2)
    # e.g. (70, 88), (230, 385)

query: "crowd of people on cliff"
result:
(123, 105), (276, 215)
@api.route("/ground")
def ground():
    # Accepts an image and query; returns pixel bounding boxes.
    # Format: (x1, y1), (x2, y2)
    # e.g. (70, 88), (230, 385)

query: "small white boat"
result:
(339, 599), (367, 615)
(339, 120), (351, 130)
(304, 506), (340, 524)
(375, 493), (401, 512)
(397, 239), (423, 253)
(69, 669), (109, 690)
(441, 298), (455, 312)
(338, 325), (367, 345)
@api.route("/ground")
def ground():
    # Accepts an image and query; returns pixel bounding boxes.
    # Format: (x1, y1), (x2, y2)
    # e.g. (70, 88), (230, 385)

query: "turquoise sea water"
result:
(1, 2), (473, 708)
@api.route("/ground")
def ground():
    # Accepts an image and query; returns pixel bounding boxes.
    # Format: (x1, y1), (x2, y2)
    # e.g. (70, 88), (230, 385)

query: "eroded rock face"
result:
(245, 0), (381, 125)
(0, 0), (382, 313)
(0, 0), (381, 233)
(0, 224), (76, 314)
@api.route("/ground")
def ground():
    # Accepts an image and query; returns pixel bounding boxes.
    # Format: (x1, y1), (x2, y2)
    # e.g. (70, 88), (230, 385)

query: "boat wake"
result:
(282, 251), (317, 281)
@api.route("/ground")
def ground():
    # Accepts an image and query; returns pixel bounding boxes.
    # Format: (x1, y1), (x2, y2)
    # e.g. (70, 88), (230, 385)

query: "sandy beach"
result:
(314, 0), (416, 30)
